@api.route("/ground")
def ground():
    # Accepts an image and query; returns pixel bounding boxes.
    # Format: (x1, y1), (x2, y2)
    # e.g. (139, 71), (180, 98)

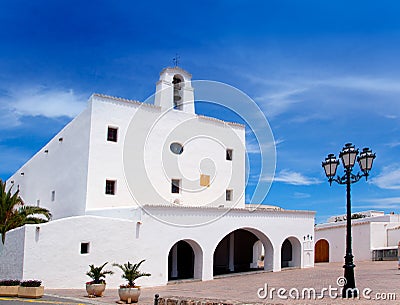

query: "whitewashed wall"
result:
(387, 226), (400, 247)
(86, 94), (245, 211)
(6, 208), (314, 288)
(315, 222), (371, 262)
(316, 216), (400, 263)
(6, 106), (92, 219)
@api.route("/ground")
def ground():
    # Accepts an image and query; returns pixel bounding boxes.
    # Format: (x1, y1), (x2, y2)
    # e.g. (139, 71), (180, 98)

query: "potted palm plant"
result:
(113, 260), (151, 303)
(85, 262), (113, 297)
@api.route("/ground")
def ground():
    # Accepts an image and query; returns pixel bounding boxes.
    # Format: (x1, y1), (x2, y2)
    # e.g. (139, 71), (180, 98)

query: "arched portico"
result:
(281, 236), (301, 268)
(168, 239), (203, 281)
(213, 228), (274, 276)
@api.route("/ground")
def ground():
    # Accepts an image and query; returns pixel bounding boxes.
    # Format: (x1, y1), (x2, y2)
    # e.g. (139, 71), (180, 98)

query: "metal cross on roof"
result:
(173, 54), (180, 67)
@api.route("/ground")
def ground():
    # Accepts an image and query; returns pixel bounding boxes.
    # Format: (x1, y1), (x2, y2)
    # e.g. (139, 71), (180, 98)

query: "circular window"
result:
(170, 142), (183, 155)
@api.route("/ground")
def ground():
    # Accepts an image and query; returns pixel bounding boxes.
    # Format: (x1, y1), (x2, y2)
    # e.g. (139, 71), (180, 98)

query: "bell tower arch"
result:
(155, 67), (195, 114)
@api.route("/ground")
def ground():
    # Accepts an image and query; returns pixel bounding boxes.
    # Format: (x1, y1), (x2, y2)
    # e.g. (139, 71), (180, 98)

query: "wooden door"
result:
(315, 239), (329, 263)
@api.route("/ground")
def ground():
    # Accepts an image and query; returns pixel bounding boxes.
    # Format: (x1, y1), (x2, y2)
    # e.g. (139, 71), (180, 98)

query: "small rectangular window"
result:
(51, 191), (55, 202)
(107, 126), (118, 142)
(226, 149), (233, 161)
(80, 242), (90, 254)
(171, 179), (181, 194)
(226, 189), (233, 201)
(105, 180), (116, 195)
(200, 174), (210, 187)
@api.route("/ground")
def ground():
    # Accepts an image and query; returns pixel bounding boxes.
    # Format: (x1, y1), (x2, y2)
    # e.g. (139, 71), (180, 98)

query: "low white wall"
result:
(315, 222), (371, 262)
(9, 207), (314, 288)
(387, 226), (400, 247)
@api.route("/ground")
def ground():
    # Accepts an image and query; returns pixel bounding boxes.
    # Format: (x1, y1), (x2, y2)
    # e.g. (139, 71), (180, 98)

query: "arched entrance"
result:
(213, 228), (273, 276)
(315, 239), (329, 263)
(250, 240), (265, 269)
(281, 237), (301, 268)
(168, 240), (203, 280)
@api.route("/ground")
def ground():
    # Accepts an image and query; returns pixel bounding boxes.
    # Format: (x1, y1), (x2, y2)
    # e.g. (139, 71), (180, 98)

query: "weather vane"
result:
(173, 54), (180, 67)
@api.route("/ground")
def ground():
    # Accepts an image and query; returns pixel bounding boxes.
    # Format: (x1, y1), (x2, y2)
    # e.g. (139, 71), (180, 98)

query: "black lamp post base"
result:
(342, 259), (357, 298)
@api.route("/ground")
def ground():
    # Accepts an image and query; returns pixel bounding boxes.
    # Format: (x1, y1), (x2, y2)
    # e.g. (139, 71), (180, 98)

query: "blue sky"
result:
(1, 0), (400, 223)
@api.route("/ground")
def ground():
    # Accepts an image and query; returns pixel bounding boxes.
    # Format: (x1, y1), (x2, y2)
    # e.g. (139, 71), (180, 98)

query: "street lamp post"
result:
(322, 143), (376, 298)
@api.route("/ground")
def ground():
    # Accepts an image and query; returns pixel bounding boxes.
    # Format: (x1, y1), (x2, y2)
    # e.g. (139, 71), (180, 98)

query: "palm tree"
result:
(86, 262), (114, 284)
(0, 179), (52, 244)
(113, 260), (151, 287)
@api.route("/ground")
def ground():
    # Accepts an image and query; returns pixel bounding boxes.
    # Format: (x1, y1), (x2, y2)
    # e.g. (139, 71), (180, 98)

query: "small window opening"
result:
(107, 127), (118, 142)
(105, 180), (116, 195)
(226, 149), (233, 161)
(171, 179), (181, 194)
(226, 189), (233, 201)
(170, 142), (183, 154)
(51, 190), (56, 202)
(80, 242), (90, 254)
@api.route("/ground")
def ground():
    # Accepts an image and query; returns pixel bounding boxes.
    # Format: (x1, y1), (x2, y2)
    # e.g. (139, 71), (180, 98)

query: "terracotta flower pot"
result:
(86, 283), (106, 297)
(118, 287), (141, 303)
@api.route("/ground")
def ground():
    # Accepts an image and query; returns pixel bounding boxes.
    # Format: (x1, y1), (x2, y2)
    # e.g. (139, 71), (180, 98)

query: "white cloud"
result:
(293, 192), (311, 199)
(265, 169), (322, 186)
(354, 197), (400, 210)
(386, 141), (400, 148)
(245, 137), (284, 154)
(370, 166), (400, 190)
(0, 86), (87, 126)
(317, 76), (400, 93)
(254, 88), (308, 118)
(246, 73), (400, 120)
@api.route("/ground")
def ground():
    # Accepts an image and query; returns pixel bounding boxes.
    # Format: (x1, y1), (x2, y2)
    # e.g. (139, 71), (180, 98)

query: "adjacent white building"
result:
(0, 67), (315, 288)
(315, 211), (400, 263)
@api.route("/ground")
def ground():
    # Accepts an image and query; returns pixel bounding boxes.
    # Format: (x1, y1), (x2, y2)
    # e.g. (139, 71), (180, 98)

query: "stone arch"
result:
(315, 239), (329, 263)
(281, 236), (301, 268)
(167, 239), (203, 281)
(212, 227), (274, 276)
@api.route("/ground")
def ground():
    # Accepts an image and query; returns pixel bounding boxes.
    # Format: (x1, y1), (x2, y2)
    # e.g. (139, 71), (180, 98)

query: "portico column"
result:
(171, 243), (178, 278)
(229, 233), (234, 272)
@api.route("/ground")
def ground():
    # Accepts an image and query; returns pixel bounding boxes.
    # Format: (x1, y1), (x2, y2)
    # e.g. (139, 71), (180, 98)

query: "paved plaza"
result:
(40, 261), (399, 305)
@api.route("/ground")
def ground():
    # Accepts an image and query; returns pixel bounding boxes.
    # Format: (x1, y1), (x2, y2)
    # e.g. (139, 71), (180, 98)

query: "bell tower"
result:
(155, 67), (195, 114)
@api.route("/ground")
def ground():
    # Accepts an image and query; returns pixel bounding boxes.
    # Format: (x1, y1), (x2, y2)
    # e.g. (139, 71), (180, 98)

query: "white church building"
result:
(0, 67), (315, 288)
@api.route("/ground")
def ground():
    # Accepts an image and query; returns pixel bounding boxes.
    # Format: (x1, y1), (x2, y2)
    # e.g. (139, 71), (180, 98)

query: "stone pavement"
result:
(46, 261), (400, 305)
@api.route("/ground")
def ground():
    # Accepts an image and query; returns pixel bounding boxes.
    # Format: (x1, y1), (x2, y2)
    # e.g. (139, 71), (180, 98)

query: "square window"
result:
(80, 242), (90, 254)
(226, 189), (233, 201)
(51, 191), (55, 202)
(200, 174), (210, 187)
(226, 149), (233, 161)
(105, 180), (116, 195)
(171, 179), (181, 194)
(107, 127), (118, 142)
